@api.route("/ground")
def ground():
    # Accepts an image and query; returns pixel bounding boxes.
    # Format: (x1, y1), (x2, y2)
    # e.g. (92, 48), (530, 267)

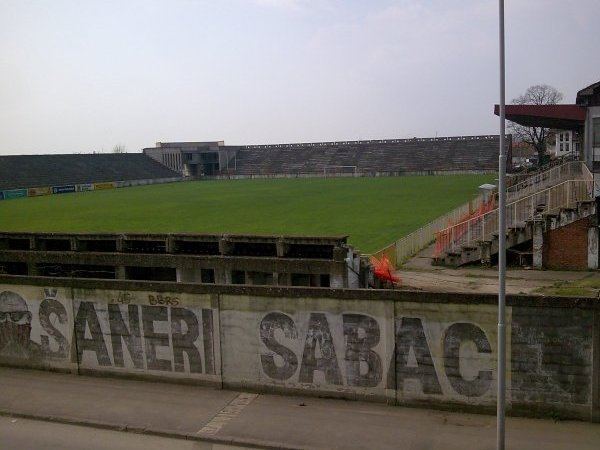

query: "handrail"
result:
(506, 160), (586, 202)
(371, 193), (487, 266)
(441, 178), (591, 232)
(436, 178), (594, 255)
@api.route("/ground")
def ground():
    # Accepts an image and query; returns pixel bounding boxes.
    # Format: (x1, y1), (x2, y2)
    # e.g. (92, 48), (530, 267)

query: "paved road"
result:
(1, 367), (599, 450)
(0, 416), (250, 450)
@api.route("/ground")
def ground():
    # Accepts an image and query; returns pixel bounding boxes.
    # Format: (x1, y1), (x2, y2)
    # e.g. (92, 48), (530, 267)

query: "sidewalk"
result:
(1, 367), (599, 450)
(396, 244), (598, 295)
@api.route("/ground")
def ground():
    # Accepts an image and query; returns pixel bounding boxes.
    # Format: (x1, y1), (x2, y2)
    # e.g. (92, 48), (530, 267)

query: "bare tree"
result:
(509, 84), (563, 168)
(112, 144), (126, 153)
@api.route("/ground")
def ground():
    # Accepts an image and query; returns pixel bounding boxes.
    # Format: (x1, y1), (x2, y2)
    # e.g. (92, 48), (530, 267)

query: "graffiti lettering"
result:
(141, 305), (172, 371)
(110, 292), (132, 305)
(298, 313), (342, 385)
(39, 297), (68, 358)
(260, 312), (298, 380)
(394, 317), (442, 395)
(148, 294), (179, 306)
(108, 304), (144, 369)
(171, 307), (202, 373)
(75, 301), (111, 366)
(343, 314), (382, 387)
(73, 301), (215, 374)
(443, 323), (492, 397)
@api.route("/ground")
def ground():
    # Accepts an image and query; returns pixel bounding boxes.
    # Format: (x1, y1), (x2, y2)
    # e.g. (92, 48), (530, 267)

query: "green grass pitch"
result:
(0, 175), (494, 253)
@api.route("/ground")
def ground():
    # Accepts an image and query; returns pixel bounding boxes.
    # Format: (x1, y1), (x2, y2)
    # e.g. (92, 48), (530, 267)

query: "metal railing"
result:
(371, 193), (488, 266)
(437, 178), (594, 254)
(371, 160), (594, 267)
(506, 160), (585, 202)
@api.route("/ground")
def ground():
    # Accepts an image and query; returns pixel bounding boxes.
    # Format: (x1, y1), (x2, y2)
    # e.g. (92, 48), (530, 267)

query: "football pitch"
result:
(0, 175), (494, 253)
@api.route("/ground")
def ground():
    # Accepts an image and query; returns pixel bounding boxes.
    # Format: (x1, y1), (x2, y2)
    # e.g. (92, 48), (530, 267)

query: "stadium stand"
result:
(231, 136), (505, 176)
(0, 153), (180, 191)
(145, 135), (508, 178)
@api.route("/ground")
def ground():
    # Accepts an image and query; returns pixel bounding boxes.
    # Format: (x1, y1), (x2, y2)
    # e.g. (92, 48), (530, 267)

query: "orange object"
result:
(370, 255), (401, 285)
(433, 197), (496, 257)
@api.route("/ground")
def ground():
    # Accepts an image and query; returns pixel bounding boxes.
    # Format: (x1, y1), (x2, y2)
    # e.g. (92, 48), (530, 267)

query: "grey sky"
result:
(1, 0), (598, 155)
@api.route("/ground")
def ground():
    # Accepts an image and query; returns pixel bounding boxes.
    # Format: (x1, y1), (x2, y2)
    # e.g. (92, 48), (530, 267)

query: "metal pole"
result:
(497, 0), (507, 449)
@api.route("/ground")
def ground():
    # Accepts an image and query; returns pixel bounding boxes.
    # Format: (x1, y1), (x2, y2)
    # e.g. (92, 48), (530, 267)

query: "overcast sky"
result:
(1, 0), (598, 155)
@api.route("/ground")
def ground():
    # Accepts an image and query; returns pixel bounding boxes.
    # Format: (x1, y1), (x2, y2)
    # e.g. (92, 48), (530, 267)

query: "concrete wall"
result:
(0, 277), (598, 421)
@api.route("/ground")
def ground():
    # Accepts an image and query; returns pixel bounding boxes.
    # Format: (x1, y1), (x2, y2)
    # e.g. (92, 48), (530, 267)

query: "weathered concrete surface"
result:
(1, 367), (599, 450)
(399, 244), (600, 295)
(0, 277), (598, 420)
(0, 416), (250, 450)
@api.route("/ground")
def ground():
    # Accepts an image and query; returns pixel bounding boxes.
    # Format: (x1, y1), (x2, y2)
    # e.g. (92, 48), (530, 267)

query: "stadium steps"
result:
(434, 199), (596, 268)
(230, 136), (501, 176)
(0, 154), (180, 191)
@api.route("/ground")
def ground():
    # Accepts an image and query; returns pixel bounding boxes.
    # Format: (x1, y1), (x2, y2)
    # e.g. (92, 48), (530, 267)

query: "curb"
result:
(0, 409), (307, 450)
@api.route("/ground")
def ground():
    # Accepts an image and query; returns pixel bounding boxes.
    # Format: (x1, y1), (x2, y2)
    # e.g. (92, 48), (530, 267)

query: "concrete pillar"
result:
(116, 266), (127, 279)
(588, 227), (599, 270)
(219, 238), (234, 256)
(333, 246), (347, 262)
(27, 263), (39, 276)
(277, 272), (289, 286)
(480, 241), (492, 267)
(214, 268), (228, 284)
(532, 219), (544, 270)
(165, 236), (175, 254)
(116, 236), (125, 252)
(276, 239), (289, 258)
(331, 265), (346, 288)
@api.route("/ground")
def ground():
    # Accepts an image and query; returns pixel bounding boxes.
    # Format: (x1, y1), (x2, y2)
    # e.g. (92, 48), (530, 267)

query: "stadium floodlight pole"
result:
(497, 0), (507, 449)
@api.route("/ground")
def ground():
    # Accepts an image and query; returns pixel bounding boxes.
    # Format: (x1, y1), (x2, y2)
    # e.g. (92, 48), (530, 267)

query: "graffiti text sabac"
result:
(75, 301), (215, 374)
(260, 312), (493, 397)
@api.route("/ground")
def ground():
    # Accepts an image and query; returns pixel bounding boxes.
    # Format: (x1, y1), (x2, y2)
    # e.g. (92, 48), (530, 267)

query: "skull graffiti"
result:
(0, 291), (41, 360)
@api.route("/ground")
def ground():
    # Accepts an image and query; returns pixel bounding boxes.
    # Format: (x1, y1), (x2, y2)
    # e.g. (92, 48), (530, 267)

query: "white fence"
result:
(506, 161), (586, 202)
(371, 161), (594, 267)
(437, 178), (594, 254)
(371, 193), (489, 266)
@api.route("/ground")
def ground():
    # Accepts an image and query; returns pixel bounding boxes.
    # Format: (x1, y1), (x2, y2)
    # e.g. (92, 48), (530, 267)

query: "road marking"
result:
(198, 392), (258, 436)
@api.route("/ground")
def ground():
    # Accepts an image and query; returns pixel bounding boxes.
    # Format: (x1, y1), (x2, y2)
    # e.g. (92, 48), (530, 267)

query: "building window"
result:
(565, 143), (569, 152)
(560, 143), (563, 152)
(593, 117), (600, 147)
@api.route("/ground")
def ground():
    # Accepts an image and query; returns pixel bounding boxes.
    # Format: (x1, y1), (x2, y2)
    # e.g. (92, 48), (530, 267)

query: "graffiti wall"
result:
(71, 288), (220, 383)
(0, 284), (73, 370)
(220, 294), (395, 401)
(0, 281), (597, 420)
(392, 302), (503, 406)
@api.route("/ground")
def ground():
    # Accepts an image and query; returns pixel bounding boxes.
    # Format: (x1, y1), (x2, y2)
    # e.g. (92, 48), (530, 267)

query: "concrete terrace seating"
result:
(229, 136), (502, 176)
(0, 154), (180, 190)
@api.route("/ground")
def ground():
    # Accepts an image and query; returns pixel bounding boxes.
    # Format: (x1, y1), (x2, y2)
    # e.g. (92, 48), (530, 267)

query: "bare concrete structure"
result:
(0, 275), (598, 422)
(0, 232), (368, 289)
(143, 135), (508, 178)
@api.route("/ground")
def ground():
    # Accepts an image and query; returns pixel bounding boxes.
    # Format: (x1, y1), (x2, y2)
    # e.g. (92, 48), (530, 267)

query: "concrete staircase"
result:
(433, 161), (595, 267)
(437, 199), (596, 267)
